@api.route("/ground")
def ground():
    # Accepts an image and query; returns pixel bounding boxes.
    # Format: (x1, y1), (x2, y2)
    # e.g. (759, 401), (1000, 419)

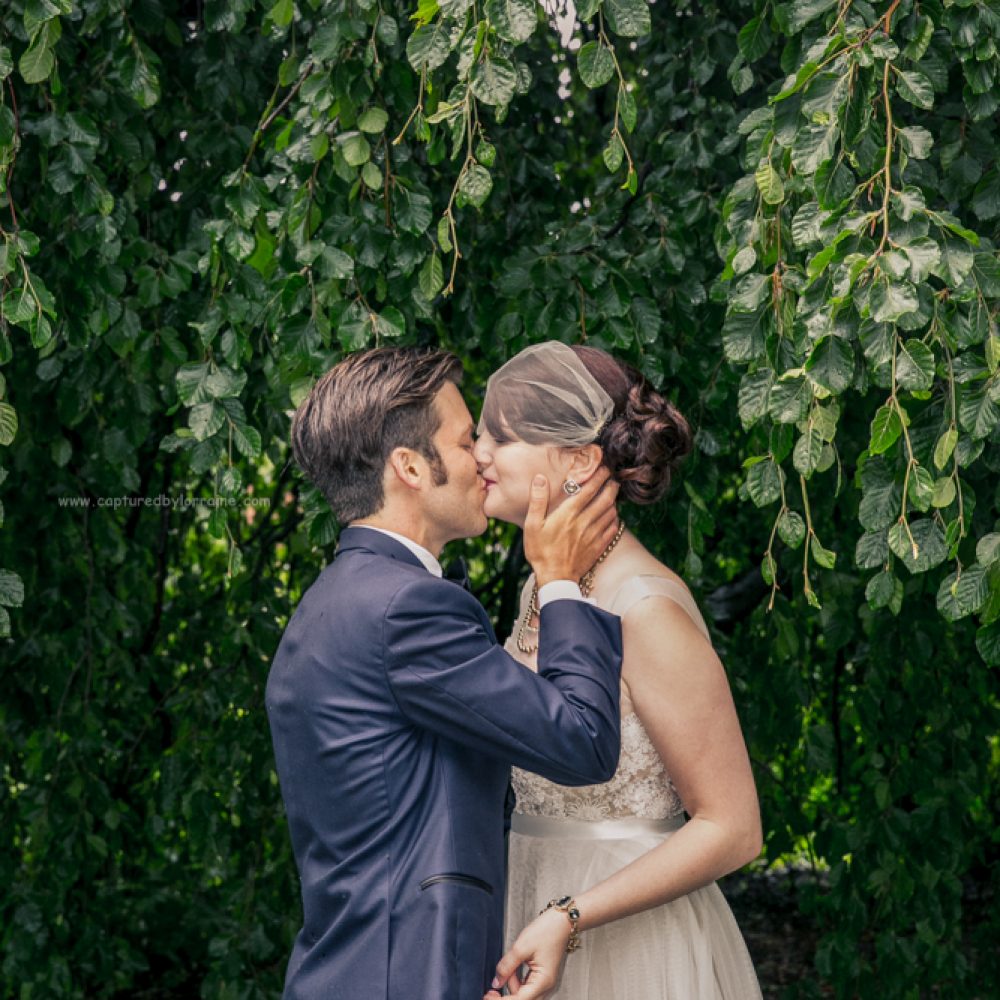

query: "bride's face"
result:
(473, 426), (571, 528)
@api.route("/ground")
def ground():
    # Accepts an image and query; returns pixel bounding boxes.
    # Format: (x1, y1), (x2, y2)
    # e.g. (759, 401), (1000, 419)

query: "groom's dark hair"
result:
(291, 347), (463, 522)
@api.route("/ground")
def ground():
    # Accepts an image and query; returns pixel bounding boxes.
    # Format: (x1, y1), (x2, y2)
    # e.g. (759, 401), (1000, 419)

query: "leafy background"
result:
(1, 0), (998, 996)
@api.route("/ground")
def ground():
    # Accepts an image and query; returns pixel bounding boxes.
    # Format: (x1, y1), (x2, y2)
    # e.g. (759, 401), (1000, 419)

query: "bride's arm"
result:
(488, 597), (761, 999)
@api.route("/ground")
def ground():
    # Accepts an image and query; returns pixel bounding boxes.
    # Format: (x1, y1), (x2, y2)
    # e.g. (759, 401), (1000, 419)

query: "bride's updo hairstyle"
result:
(570, 345), (692, 505)
(479, 340), (692, 506)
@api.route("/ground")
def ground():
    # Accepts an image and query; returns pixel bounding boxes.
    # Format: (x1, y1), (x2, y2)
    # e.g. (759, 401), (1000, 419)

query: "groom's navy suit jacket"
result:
(266, 526), (622, 1000)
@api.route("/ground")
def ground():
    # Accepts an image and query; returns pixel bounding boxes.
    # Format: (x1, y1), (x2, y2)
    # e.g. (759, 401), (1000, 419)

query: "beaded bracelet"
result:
(539, 895), (582, 953)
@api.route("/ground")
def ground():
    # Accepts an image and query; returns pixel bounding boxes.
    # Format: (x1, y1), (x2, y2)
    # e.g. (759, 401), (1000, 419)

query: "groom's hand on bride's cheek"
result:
(524, 467), (620, 586)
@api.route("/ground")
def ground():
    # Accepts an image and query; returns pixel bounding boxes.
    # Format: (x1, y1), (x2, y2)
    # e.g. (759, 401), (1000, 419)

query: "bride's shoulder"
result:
(598, 545), (709, 639)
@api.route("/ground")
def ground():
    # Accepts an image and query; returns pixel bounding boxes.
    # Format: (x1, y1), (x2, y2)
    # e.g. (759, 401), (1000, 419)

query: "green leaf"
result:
(793, 425), (824, 477)
(907, 464), (935, 512)
(19, 41), (54, 84)
(0, 402), (17, 445)
(810, 534), (836, 569)
(738, 16), (772, 62)
(341, 132), (371, 167)
(786, 0), (837, 31)
(604, 0), (651, 38)
(361, 162), (383, 190)
(900, 237), (941, 283)
(790, 122), (836, 176)
(396, 190), (433, 233)
(0, 568), (24, 607)
(746, 458), (782, 507)
(869, 404), (902, 455)
(971, 170), (1000, 221)
(970, 252), (1000, 296)
(189, 401), (225, 441)
(357, 107), (389, 133)
(933, 428), (958, 471)
(777, 509), (806, 548)
(617, 88), (637, 133)
(856, 529), (889, 569)
(791, 201), (825, 248)
(958, 384), (999, 439)
(577, 42), (615, 88)
(205, 367), (247, 399)
(471, 57), (518, 107)
(755, 161), (784, 205)
(458, 163), (492, 208)
(603, 132), (624, 173)
(895, 69), (934, 110)
(814, 158), (854, 209)
(806, 336), (854, 395)
(437, 216), (453, 253)
(176, 363), (211, 405)
(576, 0), (602, 19)
(406, 23), (451, 72)
(937, 566), (990, 621)
(768, 376), (811, 423)
(887, 518), (948, 573)
(976, 622), (1000, 666)
(895, 339), (936, 392)
(485, 0), (536, 43)
(977, 533), (1000, 567)
(930, 477), (956, 509)
(376, 306), (406, 339)
(121, 48), (161, 109)
(870, 278), (918, 323)
(866, 570), (899, 610)
(898, 126), (933, 160)
(893, 186), (926, 221)
(738, 369), (774, 427)
(932, 238), (975, 286)
(268, 0), (294, 27)
(732, 246), (757, 276)
(418, 252), (444, 299)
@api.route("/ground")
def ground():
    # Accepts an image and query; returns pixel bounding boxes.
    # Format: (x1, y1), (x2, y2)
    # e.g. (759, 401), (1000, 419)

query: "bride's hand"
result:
(487, 908), (572, 999)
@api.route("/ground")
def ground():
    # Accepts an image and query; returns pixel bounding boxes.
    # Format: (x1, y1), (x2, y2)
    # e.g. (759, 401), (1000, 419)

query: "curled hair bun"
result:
(571, 346), (693, 505)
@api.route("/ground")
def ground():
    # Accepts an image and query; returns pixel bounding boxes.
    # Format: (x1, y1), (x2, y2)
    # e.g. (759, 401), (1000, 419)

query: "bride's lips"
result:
(483, 478), (497, 490)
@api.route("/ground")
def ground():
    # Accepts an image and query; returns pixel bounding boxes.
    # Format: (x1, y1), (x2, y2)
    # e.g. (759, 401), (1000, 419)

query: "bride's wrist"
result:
(539, 895), (582, 953)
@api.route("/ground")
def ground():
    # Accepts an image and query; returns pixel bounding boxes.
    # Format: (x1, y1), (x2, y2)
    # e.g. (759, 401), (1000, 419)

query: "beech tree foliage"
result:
(1, 1), (997, 997)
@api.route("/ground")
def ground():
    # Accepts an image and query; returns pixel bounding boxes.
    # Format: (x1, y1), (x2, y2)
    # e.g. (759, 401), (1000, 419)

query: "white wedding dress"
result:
(504, 575), (762, 999)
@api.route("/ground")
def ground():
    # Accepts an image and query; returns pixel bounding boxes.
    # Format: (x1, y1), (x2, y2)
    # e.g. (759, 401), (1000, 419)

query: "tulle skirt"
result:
(505, 815), (762, 1000)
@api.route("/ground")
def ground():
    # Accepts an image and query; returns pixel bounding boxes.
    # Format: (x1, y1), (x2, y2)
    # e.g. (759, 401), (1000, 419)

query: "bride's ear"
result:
(567, 443), (604, 484)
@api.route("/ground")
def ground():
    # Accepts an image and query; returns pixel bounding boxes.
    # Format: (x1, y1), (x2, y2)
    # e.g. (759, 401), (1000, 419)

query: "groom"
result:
(266, 346), (623, 999)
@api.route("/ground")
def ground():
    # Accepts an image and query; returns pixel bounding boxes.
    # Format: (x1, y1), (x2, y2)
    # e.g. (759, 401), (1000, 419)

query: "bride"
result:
(475, 342), (763, 1000)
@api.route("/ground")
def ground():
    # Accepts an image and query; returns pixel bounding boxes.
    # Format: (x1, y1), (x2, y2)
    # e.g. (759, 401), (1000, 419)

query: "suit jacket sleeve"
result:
(383, 578), (622, 785)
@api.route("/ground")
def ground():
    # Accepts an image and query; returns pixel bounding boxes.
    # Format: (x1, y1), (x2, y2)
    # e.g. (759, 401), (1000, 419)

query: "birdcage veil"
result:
(478, 341), (614, 446)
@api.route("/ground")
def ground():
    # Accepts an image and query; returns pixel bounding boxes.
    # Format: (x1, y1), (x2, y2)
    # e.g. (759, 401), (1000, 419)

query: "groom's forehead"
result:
(433, 382), (474, 429)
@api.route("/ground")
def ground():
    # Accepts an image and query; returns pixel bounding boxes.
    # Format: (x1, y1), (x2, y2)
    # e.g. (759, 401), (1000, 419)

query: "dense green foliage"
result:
(1, 1), (997, 997)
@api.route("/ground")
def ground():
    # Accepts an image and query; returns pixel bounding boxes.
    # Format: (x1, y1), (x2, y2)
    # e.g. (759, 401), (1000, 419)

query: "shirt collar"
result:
(357, 526), (442, 577)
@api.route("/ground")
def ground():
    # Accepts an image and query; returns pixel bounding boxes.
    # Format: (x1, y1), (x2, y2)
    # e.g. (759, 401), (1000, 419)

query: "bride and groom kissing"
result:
(266, 342), (763, 999)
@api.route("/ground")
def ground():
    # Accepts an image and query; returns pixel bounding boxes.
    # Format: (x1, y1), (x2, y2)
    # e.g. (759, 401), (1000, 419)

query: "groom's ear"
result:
(567, 443), (604, 484)
(386, 447), (425, 491)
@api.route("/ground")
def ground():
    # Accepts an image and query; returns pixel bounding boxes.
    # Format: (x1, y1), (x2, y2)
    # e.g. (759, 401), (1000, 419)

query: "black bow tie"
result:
(443, 557), (471, 592)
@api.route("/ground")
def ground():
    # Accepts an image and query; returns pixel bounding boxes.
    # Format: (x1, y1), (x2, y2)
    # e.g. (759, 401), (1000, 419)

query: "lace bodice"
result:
(509, 574), (711, 821)
(512, 711), (684, 819)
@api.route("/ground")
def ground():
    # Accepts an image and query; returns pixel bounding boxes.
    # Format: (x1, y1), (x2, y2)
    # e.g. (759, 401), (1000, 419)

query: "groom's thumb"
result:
(525, 475), (549, 528)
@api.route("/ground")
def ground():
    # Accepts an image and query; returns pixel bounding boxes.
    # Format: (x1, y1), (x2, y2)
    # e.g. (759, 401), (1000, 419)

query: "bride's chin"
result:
(483, 499), (520, 526)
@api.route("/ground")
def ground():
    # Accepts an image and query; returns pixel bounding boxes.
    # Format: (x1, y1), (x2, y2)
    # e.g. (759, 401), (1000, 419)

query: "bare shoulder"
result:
(593, 531), (686, 602)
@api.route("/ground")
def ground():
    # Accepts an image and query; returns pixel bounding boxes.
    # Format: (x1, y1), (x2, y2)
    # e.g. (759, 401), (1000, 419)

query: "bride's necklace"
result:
(516, 519), (626, 655)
